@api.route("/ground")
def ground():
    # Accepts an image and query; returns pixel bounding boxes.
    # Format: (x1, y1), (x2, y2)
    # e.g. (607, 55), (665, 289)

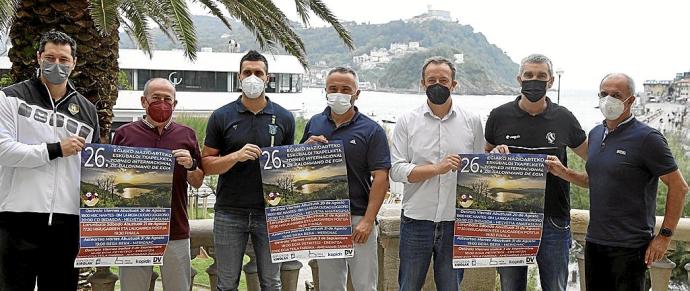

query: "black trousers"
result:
(585, 241), (649, 291)
(0, 212), (79, 291)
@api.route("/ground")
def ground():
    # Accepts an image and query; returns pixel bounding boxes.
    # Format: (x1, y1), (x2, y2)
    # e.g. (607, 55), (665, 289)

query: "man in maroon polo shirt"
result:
(112, 78), (204, 291)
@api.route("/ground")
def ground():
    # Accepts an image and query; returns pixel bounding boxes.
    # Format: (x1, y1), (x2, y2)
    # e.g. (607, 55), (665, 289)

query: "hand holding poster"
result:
(260, 141), (353, 263)
(75, 144), (174, 267)
(454, 153), (546, 268)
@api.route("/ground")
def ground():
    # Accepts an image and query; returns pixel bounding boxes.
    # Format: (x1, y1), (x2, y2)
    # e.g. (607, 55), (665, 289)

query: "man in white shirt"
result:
(390, 56), (484, 291)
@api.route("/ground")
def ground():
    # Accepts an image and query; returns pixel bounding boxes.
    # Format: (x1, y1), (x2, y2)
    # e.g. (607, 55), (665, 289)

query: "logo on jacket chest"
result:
(546, 131), (556, 144)
(68, 103), (80, 115)
(268, 124), (278, 135)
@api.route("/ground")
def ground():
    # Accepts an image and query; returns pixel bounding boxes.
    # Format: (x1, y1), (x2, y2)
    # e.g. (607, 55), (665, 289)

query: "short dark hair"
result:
(327, 66), (359, 88)
(421, 56), (456, 80)
(38, 30), (77, 59)
(240, 50), (268, 73)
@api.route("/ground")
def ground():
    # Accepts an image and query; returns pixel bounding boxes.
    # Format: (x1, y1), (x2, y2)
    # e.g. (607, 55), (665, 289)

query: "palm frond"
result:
(141, 1), (177, 42)
(292, 0), (310, 25)
(0, 0), (17, 32)
(87, 0), (121, 35)
(159, 0), (198, 60)
(219, 0), (308, 67)
(193, 0), (233, 31)
(216, 0), (269, 48)
(305, 0), (353, 49)
(118, 1), (153, 56)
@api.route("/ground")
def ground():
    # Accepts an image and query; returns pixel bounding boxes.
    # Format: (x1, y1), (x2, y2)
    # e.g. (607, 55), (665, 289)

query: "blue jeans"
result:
(398, 213), (464, 291)
(498, 216), (571, 291)
(214, 208), (281, 291)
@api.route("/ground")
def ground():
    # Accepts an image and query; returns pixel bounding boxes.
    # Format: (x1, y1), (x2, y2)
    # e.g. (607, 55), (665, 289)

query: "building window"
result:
(136, 70), (228, 92)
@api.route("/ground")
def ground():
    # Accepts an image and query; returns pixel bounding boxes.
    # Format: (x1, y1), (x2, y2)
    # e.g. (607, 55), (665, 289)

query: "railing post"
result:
(650, 257), (675, 291)
(280, 260), (303, 291)
(378, 205), (402, 291)
(308, 259), (320, 289)
(684, 263), (690, 285)
(87, 267), (119, 291)
(190, 219), (216, 290)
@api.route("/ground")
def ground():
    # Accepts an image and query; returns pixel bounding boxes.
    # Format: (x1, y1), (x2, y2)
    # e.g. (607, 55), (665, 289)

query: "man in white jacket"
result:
(0, 30), (99, 291)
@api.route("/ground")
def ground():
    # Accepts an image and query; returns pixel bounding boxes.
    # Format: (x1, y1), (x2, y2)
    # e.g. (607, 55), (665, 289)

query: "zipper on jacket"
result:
(44, 84), (62, 226)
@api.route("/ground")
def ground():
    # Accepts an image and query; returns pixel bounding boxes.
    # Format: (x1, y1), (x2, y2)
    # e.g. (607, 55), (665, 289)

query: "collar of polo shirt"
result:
(142, 117), (173, 130)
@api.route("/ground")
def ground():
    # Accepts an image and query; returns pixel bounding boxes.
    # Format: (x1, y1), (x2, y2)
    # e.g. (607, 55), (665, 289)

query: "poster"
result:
(454, 153), (547, 268)
(260, 141), (353, 263)
(74, 144), (174, 267)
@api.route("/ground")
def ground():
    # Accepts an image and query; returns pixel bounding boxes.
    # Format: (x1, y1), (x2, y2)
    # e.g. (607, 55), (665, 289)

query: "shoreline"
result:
(303, 85), (518, 96)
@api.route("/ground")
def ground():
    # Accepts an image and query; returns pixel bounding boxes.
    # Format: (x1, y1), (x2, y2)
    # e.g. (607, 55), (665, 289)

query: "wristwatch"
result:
(186, 159), (198, 171)
(659, 227), (673, 237)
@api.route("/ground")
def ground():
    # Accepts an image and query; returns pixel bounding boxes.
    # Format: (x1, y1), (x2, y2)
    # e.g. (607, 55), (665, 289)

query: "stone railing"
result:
(88, 219), (304, 291)
(88, 208), (690, 291)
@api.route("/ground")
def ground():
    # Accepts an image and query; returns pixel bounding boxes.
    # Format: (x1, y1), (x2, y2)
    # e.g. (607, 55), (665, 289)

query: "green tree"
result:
(0, 0), (353, 142)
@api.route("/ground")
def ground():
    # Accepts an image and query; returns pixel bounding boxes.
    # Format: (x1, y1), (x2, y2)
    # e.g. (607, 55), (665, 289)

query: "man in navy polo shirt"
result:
(547, 73), (688, 291)
(113, 78), (204, 290)
(301, 67), (391, 291)
(202, 50), (295, 291)
(485, 54), (588, 291)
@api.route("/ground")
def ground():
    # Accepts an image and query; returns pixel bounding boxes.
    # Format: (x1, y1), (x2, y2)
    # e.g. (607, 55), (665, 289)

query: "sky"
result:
(190, 0), (690, 92)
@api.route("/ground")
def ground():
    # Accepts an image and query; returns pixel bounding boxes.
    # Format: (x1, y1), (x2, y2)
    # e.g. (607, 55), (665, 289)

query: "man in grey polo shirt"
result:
(391, 56), (484, 291)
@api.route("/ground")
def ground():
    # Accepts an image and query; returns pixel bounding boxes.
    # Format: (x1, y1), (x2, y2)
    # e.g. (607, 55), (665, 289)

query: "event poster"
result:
(260, 141), (353, 263)
(454, 153), (547, 268)
(74, 144), (174, 267)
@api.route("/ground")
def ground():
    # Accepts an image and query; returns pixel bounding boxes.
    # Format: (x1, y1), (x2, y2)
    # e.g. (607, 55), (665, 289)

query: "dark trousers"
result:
(585, 241), (648, 291)
(0, 212), (79, 291)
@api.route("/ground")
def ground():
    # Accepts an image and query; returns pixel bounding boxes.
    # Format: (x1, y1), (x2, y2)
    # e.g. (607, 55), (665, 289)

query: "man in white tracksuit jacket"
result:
(0, 30), (99, 291)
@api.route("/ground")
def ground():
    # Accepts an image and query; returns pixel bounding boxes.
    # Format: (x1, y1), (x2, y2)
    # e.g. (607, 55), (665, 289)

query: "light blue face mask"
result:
(41, 60), (71, 84)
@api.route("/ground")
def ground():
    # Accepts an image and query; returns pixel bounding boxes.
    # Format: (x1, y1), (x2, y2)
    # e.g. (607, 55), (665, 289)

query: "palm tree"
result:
(0, 0), (353, 142)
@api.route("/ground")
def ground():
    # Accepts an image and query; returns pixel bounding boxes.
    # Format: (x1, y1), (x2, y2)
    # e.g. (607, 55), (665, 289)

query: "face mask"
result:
(146, 100), (174, 123)
(41, 60), (71, 85)
(326, 93), (353, 115)
(521, 80), (548, 102)
(426, 83), (451, 105)
(241, 75), (266, 99)
(599, 95), (631, 121)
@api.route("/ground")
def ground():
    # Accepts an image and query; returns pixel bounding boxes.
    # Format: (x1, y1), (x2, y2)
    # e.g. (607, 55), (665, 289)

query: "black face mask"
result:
(521, 80), (548, 102)
(426, 83), (451, 105)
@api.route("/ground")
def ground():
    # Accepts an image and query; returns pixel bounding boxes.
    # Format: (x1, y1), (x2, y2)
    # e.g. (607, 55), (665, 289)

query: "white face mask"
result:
(241, 75), (265, 99)
(599, 95), (631, 120)
(326, 93), (353, 115)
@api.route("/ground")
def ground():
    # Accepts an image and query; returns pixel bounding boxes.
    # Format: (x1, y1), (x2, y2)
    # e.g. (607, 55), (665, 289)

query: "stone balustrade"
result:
(88, 208), (690, 290)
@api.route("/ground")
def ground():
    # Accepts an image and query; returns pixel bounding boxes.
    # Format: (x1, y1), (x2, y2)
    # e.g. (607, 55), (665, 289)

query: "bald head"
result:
(140, 77), (177, 116)
(600, 73), (635, 97)
(143, 78), (176, 99)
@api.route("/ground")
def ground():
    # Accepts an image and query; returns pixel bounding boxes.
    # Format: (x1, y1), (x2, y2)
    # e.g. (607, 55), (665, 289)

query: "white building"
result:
(410, 6), (452, 23)
(0, 49), (306, 129)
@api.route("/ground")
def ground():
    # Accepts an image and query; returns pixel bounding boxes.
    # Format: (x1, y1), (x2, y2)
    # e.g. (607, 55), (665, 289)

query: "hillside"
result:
(120, 16), (519, 95)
